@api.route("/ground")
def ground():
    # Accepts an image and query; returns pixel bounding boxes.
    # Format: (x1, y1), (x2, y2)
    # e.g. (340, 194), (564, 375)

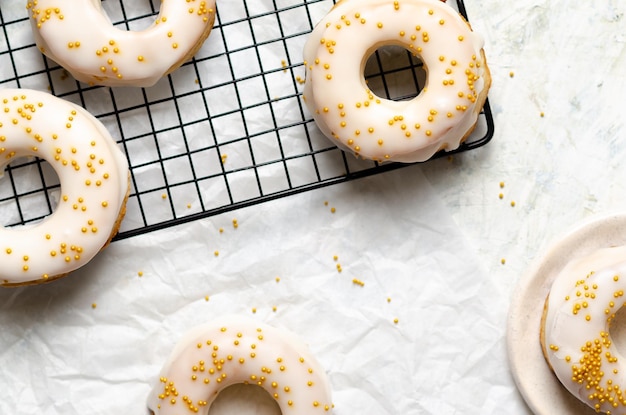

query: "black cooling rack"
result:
(0, 0), (494, 240)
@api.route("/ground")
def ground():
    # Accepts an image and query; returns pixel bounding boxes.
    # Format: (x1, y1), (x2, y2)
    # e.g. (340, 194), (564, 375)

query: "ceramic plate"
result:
(507, 213), (626, 414)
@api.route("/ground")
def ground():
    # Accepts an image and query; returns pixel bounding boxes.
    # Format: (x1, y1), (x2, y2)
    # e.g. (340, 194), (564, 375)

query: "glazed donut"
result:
(147, 316), (333, 414)
(0, 89), (129, 287)
(26, 0), (216, 87)
(302, 0), (491, 163)
(541, 246), (626, 413)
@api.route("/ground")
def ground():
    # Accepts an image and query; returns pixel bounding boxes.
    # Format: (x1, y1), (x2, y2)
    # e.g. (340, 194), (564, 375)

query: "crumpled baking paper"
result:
(0, 167), (519, 414)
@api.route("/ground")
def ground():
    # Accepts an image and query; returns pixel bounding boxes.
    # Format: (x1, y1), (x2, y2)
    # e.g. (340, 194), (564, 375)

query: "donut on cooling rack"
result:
(26, 0), (216, 87)
(302, 0), (491, 163)
(147, 316), (333, 414)
(541, 245), (626, 414)
(0, 89), (129, 287)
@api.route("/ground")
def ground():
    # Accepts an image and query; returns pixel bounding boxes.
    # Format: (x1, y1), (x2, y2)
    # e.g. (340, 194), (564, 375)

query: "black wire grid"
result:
(0, 0), (494, 240)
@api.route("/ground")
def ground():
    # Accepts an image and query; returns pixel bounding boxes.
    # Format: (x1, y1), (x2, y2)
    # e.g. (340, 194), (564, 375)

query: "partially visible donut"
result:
(147, 316), (333, 414)
(26, 0), (216, 87)
(541, 246), (626, 414)
(302, 0), (491, 163)
(0, 89), (129, 286)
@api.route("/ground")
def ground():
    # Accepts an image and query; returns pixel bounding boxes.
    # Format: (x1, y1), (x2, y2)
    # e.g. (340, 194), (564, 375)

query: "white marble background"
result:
(2, 0), (626, 414)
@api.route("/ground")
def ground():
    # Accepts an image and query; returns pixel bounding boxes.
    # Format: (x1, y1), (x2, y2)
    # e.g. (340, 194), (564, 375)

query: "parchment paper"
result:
(0, 164), (521, 415)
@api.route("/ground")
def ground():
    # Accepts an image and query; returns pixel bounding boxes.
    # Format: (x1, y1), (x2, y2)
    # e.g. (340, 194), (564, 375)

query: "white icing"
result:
(26, 0), (216, 87)
(146, 316), (333, 414)
(302, 0), (490, 163)
(0, 89), (129, 286)
(543, 246), (626, 413)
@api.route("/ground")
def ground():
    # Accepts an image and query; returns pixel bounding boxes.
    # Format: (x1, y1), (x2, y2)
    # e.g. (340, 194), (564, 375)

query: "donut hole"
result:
(364, 45), (427, 102)
(208, 383), (281, 414)
(100, 0), (161, 31)
(0, 157), (60, 228)
(610, 304), (626, 354)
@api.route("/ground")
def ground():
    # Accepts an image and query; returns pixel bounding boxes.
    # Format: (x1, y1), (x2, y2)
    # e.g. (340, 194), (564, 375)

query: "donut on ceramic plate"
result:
(26, 0), (216, 87)
(541, 245), (626, 413)
(147, 316), (333, 414)
(302, 0), (491, 163)
(0, 89), (129, 287)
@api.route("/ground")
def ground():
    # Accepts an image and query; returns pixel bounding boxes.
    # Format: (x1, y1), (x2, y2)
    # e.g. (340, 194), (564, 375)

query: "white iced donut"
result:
(147, 316), (333, 414)
(26, 0), (216, 87)
(541, 246), (626, 413)
(0, 89), (129, 286)
(302, 0), (491, 163)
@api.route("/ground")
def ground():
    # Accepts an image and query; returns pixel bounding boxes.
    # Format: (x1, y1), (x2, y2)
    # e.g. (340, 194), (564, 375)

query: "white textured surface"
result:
(2, 0), (626, 414)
